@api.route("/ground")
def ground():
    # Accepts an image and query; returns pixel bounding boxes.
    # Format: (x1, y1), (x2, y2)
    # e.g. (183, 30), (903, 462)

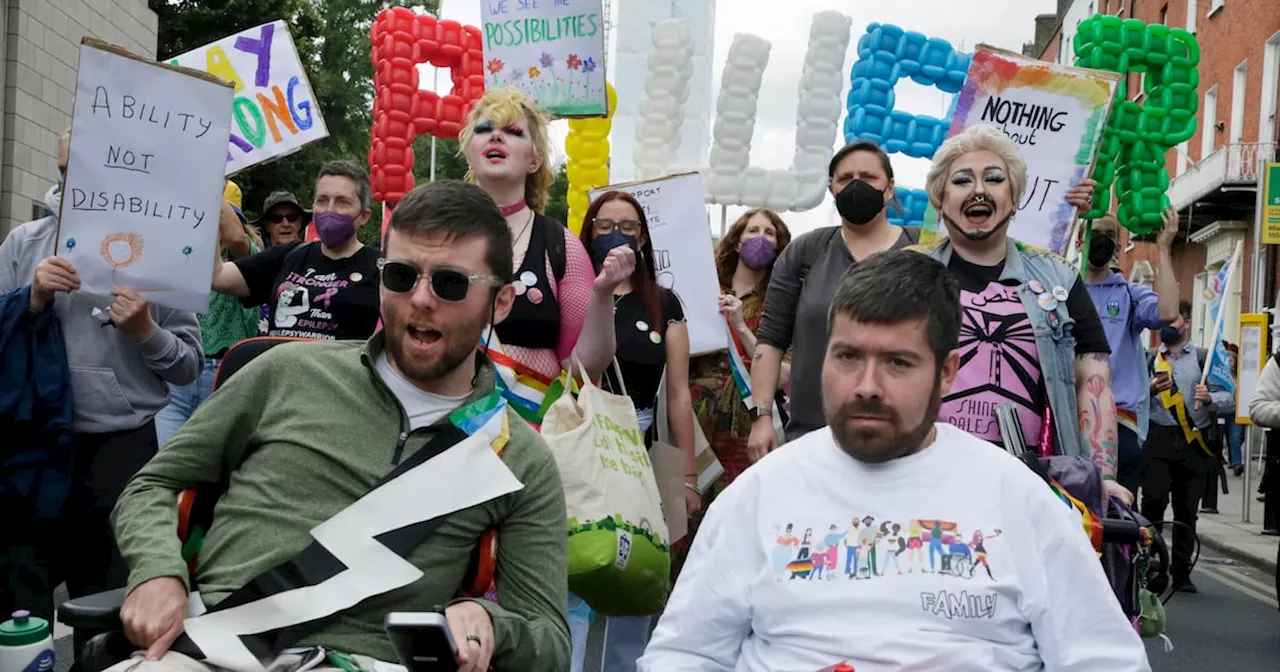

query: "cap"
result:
(223, 181), (247, 224)
(253, 191), (312, 227)
(0, 610), (50, 647)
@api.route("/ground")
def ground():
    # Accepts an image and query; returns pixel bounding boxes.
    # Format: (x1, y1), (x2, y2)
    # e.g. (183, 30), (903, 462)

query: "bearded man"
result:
(637, 250), (1149, 671)
(108, 181), (570, 672)
(910, 124), (1130, 507)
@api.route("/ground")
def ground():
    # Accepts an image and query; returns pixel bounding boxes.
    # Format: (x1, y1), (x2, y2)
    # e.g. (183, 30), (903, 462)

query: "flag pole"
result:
(1196, 240), (1244, 408)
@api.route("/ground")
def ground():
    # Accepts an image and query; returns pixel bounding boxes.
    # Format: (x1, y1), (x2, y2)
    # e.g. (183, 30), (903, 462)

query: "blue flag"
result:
(1204, 259), (1237, 394)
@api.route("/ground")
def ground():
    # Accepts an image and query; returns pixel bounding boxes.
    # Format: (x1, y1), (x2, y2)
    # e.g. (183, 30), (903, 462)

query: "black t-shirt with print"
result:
(946, 255), (1110, 354)
(236, 241), (381, 341)
(604, 288), (686, 410)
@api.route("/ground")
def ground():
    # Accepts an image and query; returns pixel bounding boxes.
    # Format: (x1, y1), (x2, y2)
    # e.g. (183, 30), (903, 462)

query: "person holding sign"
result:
(459, 89), (634, 422)
(749, 141), (920, 456)
(909, 124), (1128, 507)
(210, 161), (381, 341)
(690, 208), (793, 486)
(572, 190), (698, 672)
(0, 131), (202, 640)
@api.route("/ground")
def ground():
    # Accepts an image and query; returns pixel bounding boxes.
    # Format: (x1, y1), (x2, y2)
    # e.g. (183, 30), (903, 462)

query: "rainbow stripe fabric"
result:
(724, 318), (756, 411)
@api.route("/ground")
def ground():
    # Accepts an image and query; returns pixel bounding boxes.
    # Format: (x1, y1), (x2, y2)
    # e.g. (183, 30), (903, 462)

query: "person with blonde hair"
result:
(458, 88), (633, 421)
(690, 208), (793, 487)
(912, 124), (1129, 506)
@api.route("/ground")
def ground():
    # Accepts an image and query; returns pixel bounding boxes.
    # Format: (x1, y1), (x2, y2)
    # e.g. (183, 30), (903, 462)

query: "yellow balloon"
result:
(565, 80), (618, 234)
(567, 190), (590, 235)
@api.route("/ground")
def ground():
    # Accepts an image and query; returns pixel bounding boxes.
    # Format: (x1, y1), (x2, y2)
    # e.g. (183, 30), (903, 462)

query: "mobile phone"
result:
(384, 612), (458, 671)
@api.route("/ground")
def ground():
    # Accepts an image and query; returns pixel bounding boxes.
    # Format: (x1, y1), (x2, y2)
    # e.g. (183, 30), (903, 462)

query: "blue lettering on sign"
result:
(487, 0), (509, 15)
(844, 23), (971, 226)
(287, 76), (315, 131)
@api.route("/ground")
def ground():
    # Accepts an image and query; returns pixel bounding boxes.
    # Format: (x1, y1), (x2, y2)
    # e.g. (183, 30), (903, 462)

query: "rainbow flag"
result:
(1049, 479), (1103, 555)
(479, 328), (556, 426)
(724, 319), (756, 411)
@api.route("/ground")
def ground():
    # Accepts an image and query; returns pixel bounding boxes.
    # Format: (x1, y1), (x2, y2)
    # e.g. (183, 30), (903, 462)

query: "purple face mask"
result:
(313, 211), (357, 248)
(739, 235), (778, 270)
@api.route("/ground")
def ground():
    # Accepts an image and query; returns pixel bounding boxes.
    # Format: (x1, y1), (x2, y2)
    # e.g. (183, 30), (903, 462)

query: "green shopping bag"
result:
(540, 355), (671, 615)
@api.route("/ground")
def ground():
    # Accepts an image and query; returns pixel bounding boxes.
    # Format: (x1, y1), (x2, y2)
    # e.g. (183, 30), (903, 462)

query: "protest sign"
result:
(482, 0), (608, 117)
(927, 45), (1119, 254)
(58, 39), (234, 314)
(169, 21), (327, 175)
(589, 173), (722, 355)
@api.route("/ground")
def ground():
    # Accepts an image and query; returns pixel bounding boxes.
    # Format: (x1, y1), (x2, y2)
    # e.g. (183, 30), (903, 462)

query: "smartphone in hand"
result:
(385, 612), (459, 671)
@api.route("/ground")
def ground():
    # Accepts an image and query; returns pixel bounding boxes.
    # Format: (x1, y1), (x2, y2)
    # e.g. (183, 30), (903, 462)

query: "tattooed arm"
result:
(1076, 353), (1119, 479)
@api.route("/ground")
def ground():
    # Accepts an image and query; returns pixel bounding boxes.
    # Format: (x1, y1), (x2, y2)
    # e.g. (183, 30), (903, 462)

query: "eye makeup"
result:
(504, 125), (527, 138)
(474, 120), (495, 134)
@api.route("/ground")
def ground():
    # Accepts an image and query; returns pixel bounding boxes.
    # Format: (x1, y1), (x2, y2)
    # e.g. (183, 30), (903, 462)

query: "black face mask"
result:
(835, 179), (888, 225)
(1088, 234), (1116, 269)
(1159, 325), (1183, 344)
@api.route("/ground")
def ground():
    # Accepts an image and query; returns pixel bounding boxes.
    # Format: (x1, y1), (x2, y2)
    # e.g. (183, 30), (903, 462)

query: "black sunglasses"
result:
(268, 212), (301, 223)
(377, 258), (502, 302)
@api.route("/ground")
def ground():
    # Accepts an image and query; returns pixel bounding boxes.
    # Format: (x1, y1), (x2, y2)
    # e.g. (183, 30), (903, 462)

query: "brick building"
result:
(0, 0), (157, 239)
(1034, 0), (1280, 349)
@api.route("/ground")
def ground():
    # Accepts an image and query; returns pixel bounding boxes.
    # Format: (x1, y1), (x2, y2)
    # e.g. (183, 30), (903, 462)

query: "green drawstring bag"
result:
(1138, 588), (1166, 638)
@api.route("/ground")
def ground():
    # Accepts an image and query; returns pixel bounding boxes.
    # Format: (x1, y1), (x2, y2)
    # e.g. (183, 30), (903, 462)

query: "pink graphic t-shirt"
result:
(938, 254), (1112, 449)
(940, 277), (1043, 445)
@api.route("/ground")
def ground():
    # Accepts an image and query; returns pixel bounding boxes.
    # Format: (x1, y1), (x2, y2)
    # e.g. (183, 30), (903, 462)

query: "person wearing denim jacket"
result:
(909, 125), (1131, 507)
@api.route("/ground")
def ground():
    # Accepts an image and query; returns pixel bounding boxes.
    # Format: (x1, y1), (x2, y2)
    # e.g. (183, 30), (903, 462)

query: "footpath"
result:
(1195, 467), (1278, 575)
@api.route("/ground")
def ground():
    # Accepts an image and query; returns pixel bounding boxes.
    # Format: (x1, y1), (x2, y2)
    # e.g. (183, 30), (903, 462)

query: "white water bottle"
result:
(0, 611), (54, 672)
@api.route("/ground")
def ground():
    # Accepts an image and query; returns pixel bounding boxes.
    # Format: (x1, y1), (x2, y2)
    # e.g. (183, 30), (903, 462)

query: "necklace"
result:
(511, 210), (536, 262)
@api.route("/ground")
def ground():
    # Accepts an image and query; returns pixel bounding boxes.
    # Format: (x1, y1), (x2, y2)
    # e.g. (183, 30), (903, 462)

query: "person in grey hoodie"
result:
(0, 131), (202, 641)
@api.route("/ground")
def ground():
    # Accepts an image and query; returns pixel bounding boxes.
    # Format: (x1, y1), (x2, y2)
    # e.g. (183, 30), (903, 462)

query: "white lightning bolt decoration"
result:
(183, 412), (523, 671)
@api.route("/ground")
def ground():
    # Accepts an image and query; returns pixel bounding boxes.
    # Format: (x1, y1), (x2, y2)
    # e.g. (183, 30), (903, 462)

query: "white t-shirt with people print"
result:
(638, 423), (1149, 672)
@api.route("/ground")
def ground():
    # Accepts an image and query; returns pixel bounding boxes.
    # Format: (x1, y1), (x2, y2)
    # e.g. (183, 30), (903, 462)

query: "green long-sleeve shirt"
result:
(111, 335), (570, 670)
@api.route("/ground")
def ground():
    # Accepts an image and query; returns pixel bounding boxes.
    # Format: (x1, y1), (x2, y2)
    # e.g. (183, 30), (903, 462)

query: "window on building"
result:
(1161, 4), (1169, 25)
(1231, 60), (1247, 144)
(1262, 33), (1280, 148)
(1187, 0), (1198, 33)
(1202, 85), (1219, 161)
(1210, 0), (1226, 15)
(1176, 140), (1190, 176)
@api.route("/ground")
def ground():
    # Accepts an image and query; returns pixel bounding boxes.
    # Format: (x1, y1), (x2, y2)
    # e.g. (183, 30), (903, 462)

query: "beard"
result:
(826, 382), (942, 464)
(941, 210), (1014, 242)
(383, 302), (490, 386)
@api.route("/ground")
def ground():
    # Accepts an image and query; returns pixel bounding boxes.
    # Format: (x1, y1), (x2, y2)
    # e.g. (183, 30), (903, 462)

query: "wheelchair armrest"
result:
(58, 587), (127, 631)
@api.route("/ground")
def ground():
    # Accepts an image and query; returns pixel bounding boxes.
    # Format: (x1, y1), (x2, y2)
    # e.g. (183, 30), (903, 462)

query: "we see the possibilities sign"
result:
(482, 0), (608, 117)
(945, 46), (1120, 254)
(57, 39), (233, 314)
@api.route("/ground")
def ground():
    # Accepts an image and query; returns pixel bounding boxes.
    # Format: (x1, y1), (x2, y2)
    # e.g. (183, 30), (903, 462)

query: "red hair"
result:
(579, 191), (665, 334)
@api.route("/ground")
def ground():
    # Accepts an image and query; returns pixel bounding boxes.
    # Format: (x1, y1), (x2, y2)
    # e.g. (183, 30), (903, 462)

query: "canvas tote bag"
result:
(540, 354), (671, 615)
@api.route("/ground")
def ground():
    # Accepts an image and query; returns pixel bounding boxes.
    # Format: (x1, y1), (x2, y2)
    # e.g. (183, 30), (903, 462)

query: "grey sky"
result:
(437, 0), (1059, 235)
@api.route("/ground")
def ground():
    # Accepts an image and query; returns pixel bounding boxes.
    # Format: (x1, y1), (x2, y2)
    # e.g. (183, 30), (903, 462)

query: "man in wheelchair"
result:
(639, 252), (1150, 671)
(100, 181), (570, 671)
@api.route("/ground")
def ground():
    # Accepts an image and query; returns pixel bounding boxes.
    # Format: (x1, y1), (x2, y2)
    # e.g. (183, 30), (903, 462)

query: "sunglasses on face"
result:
(593, 218), (641, 235)
(377, 258), (502, 302)
(268, 212), (301, 224)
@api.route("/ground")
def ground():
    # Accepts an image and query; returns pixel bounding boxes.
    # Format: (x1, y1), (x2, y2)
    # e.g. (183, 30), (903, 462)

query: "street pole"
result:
(720, 205), (727, 238)
(1244, 150), (1269, 523)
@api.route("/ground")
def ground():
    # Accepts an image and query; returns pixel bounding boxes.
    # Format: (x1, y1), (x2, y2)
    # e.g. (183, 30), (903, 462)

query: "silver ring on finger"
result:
(466, 634), (481, 646)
